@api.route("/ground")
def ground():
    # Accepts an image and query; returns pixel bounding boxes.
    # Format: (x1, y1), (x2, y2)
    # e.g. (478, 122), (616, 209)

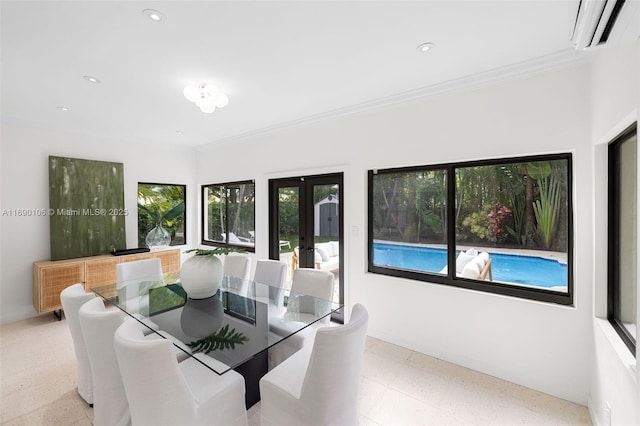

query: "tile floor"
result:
(1, 314), (592, 425)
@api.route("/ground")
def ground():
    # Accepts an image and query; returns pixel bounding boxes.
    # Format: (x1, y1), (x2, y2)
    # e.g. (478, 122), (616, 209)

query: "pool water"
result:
(373, 243), (567, 289)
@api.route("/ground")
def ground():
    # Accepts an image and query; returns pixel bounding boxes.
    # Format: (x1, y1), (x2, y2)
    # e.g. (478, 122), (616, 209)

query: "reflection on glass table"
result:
(91, 275), (342, 408)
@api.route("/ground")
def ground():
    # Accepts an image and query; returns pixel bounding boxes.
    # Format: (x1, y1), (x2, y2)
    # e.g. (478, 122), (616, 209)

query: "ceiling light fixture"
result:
(416, 42), (435, 52)
(183, 84), (229, 114)
(83, 75), (100, 83)
(143, 9), (164, 22)
(57, 106), (70, 112)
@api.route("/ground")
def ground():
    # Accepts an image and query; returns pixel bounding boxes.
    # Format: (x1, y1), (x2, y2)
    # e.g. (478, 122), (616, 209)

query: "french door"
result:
(268, 173), (344, 322)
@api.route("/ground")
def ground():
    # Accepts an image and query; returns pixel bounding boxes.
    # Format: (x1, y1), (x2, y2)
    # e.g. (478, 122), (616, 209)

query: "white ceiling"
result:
(1, 1), (585, 149)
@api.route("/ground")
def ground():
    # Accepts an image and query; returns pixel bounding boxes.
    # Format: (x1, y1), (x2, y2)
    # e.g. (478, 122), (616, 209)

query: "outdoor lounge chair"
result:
(248, 231), (290, 249)
(221, 232), (252, 244)
(440, 248), (493, 281)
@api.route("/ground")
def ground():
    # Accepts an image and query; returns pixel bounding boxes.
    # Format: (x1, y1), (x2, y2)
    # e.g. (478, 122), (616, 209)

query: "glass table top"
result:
(92, 275), (342, 375)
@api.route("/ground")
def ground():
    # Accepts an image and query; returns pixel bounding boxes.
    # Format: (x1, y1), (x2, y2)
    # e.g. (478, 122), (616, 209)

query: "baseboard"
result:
(587, 396), (603, 426)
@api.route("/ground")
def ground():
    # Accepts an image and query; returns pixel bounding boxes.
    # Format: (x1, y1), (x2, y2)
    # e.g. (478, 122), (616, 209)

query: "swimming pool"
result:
(373, 242), (567, 289)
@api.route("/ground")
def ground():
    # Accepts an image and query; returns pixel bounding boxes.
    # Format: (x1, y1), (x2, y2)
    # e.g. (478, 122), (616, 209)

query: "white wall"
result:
(0, 125), (197, 323)
(196, 64), (593, 404)
(589, 41), (640, 426)
(5, 54), (626, 409)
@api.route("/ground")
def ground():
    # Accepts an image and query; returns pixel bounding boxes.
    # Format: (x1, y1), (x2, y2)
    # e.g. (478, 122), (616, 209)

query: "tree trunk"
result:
(524, 172), (535, 247)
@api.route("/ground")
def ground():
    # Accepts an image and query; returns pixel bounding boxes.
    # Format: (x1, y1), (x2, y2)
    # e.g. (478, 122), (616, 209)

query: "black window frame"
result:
(368, 153), (574, 306)
(608, 123), (637, 356)
(201, 180), (255, 252)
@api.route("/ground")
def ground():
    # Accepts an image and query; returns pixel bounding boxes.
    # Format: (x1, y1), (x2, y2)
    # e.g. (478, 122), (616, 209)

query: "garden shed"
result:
(314, 194), (339, 238)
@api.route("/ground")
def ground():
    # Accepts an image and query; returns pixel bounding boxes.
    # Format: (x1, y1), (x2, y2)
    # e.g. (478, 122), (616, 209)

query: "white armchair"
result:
(252, 259), (287, 316)
(78, 297), (130, 426)
(268, 268), (335, 368)
(60, 283), (95, 405)
(113, 318), (248, 426)
(224, 254), (252, 281)
(116, 258), (163, 314)
(260, 303), (369, 425)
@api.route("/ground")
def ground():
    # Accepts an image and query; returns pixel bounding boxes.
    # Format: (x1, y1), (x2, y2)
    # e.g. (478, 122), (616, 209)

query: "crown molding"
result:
(198, 48), (587, 151)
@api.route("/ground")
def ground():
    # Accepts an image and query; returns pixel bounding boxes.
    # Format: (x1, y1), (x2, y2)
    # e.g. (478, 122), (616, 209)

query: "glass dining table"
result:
(92, 275), (343, 408)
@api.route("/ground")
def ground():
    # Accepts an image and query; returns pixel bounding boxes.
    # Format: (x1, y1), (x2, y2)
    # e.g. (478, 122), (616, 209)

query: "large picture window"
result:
(368, 153), (573, 305)
(202, 180), (255, 251)
(608, 123), (637, 355)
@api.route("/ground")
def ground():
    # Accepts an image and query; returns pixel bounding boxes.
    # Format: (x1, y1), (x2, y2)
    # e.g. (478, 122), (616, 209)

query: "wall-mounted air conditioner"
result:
(570, 0), (640, 50)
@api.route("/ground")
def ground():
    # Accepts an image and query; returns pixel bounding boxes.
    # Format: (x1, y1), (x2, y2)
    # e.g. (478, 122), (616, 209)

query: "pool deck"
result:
(374, 240), (568, 265)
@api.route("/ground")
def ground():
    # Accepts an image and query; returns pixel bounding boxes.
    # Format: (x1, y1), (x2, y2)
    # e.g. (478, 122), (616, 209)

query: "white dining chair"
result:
(260, 303), (369, 426)
(116, 258), (163, 314)
(223, 254), (252, 297)
(268, 268), (335, 368)
(60, 283), (95, 405)
(114, 318), (248, 426)
(116, 257), (163, 284)
(78, 297), (131, 426)
(252, 259), (287, 316)
(224, 254), (252, 280)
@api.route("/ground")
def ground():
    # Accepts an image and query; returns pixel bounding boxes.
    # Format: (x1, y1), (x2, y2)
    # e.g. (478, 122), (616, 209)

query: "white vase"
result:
(180, 255), (223, 299)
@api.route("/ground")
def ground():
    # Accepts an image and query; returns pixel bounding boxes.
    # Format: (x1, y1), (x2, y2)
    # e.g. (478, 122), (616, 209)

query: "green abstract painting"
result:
(49, 156), (126, 260)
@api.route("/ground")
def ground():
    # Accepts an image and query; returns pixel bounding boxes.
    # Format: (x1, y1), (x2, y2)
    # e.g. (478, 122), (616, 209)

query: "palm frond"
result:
(186, 324), (249, 354)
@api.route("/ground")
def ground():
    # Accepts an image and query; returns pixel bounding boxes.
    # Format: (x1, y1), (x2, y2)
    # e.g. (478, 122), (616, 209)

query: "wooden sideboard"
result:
(33, 248), (181, 314)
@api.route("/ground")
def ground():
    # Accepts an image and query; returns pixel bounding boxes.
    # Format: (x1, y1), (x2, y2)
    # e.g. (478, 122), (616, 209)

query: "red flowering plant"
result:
(486, 203), (512, 243)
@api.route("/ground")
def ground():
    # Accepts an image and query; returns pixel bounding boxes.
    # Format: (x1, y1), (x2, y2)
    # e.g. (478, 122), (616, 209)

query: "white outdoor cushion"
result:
(455, 251), (475, 273)
(466, 248), (478, 257)
(461, 260), (482, 279)
(330, 241), (339, 257)
(475, 255), (487, 269)
(315, 245), (331, 262)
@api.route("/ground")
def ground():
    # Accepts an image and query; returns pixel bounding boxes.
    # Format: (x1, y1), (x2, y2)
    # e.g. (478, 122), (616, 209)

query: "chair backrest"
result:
(300, 304), (369, 425)
(78, 297), (130, 426)
(116, 258), (163, 305)
(253, 259), (287, 311)
(116, 258), (163, 283)
(60, 283), (95, 404)
(253, 259), (287, 288)
(290, 268), (334, 314)
(224, 254), (251, 280)
(114, 319), (197, 425)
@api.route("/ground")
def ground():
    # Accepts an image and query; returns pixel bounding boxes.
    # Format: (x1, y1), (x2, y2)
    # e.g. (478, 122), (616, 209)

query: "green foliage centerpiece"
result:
(187, 324), (249, 354)
(181, 247), (249, 353)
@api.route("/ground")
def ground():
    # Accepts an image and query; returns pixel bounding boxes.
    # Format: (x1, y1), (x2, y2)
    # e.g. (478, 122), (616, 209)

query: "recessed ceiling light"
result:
(176, 130), (184, 135)
(83, 75), (100, 83)
(143, 9), (164, 22)
(416, 42), (435, 53)
(57, 106), (70, 112)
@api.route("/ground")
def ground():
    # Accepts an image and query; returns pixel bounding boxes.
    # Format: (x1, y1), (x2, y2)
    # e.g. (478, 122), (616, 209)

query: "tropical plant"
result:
(486, 203), (512, 243)
(462, 206), (493, 242)
(137, 184), (185, 246)
(533, 175), (561, 249)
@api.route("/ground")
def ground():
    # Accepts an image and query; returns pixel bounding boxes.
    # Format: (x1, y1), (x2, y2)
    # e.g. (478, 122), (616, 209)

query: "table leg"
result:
(235, 349), (268, 408)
